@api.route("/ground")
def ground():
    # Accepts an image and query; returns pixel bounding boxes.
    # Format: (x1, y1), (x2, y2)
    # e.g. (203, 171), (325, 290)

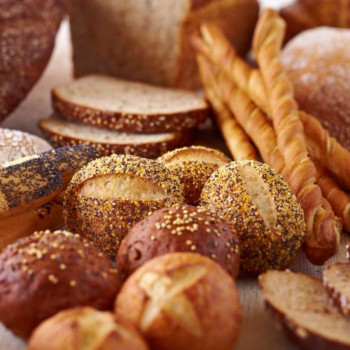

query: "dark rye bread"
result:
(0, 0), (64, 120)
(259, 270), (350, 350)
(39, 116), (191, 158)
(52, 75), (209, 133)
(70, 0), (259, 90)
(323, 263), (350, 318)
(0, 230), (121, 339)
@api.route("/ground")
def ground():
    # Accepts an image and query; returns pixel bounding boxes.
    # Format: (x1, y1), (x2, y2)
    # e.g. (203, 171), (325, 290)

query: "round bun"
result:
(0, 0), (64, 121)
(116, 204), (240, 278)
(115, 252), (241, 350)
(200, 160), (305, 274)
(0, 230), (121, 339)
(282, 27), (350, 150)
(158, 146), (230, 205)
(0, 128), (52, 163)
(28, 307), (149, 350)
(64, 154), (184, 258)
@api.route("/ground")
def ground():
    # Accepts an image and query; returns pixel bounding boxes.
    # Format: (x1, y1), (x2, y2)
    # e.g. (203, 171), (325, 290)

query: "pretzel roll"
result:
(115, 253), (241, 350)
(158, 146), (230, 205)
(28, 307), (149, 350)
(116, 204), (240, 278)
(0, 230), (121, 339)
(200, 160), (305, 274)
(64, 154), (184, 258)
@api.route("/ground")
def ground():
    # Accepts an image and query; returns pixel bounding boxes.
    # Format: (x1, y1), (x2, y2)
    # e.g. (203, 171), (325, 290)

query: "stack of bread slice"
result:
(39, 75), (209, 158)
(259, 259), (350, 349)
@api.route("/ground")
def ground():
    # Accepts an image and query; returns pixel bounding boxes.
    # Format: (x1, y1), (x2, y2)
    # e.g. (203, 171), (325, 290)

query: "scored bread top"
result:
(66, 154), (184, 202)
(259, 270), (350, 349)
(52, 75), (209, 132)
(0, 128), (52, 164)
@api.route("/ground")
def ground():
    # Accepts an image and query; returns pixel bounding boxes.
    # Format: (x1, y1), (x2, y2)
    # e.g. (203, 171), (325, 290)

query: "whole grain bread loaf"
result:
(0, 0), (64, 120)
(69, 0), (259, 90)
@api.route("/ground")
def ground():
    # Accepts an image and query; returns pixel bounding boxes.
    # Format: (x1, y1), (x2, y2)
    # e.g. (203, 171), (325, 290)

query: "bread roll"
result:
(116, 204), (240, 278)
(64, 154), (184, 258)
(28, 307), (149, 350)
(282, 27), (350, 150)
(0, 230), (121, 339)
(0, 0), (64, 121)
(158, 146), (230, 204)
(115, 252), (241, 350)
(200, 160), (306, 274)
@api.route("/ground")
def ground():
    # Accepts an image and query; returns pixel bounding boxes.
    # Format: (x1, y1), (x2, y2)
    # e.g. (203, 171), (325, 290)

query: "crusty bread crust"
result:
(39, 117), (192, 158)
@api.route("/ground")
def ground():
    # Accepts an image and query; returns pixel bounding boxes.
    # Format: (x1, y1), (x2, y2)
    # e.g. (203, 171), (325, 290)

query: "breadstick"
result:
(194, 22), (350, 191)
(197, 57), (257, 161)
(252, 9), (339, 264)
(314, 161), (350, 232)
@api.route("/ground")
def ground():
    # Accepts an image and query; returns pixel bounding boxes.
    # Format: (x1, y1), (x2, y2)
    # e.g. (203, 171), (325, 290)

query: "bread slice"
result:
(39, 116), (191, 158)
(69, 0), (259, 90)
(259, 270), (350, 350)
(52, 75), (209, 133)
(323, 263), (350, 318)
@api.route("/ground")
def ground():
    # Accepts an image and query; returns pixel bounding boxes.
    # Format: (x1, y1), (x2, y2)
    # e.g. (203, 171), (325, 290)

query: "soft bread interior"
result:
(54, 75), (206, 114)
(41, 116), (180, 144)
(238, 164), (277, 230)
(260, 271), (350, 344)
(162, 149), (228, 166)
(324, 263), (350, 302)
(79, 174), (167, 201)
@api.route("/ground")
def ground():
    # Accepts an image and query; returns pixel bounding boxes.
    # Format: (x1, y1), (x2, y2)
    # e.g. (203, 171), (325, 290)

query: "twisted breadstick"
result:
(197, 57), (257, 161)
(252, 9), (339, 264)
(314, 161), (350, 232)
(197, 53), (286, 177)
(193, 22), (350, 191)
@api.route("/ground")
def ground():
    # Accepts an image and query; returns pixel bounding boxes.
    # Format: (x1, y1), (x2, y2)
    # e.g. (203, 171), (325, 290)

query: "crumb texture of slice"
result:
(52, 75), (208, 132)
(323, 263), (350, 318)
(39, 116), (191, 158)
(260, 270), (350, 350)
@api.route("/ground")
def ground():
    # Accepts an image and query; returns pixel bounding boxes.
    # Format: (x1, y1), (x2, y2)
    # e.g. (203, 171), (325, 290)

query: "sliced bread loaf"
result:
(69, 0), (259, 90)
(39, 116), (191, 158)
(259, 270), (350, 350)
(52, 75), (209, 133)
(323, 263), (350, 318)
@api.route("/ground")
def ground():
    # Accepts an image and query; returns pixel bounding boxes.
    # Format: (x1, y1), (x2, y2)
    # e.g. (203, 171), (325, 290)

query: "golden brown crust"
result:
(116, 204), (240, 278)
(200, 160), (305, 274)
(0, 0), (64, 120)
(52, 92), (209, 133)
(28, 307), (149, 350)
(38, 118), (192, 159)
(115, 252), (242, 350)
(64, 154), (184, 258)
(0, 230), (121, 339)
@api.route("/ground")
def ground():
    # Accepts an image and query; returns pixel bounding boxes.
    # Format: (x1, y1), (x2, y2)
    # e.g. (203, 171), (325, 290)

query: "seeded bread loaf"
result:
(259, 270), (350, 350)
(70, 0), (259, 90)
(39, 116), (191, 158)
(64, 154), (185, 258)
(200, 160), (306, 274)
(0, 0), (64, 120)
(323, 263), (350, 318)
(52, 75), (209, 133)
(28, 307), (149, 350)
(0, 230), (121, 339)
(158, 146), (230, 204)
(116, 204), (240, 278)
(115, 252), (242, 350)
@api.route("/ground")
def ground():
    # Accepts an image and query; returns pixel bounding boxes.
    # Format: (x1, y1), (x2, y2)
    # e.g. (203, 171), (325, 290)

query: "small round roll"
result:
(200, 160), (306, 274)
(158, 146), (230, 205)
(115, 253), (241, 350)
(28, 307), (149, 350)
(0, 230), (121, 339)
(116, 204), (240, 278)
